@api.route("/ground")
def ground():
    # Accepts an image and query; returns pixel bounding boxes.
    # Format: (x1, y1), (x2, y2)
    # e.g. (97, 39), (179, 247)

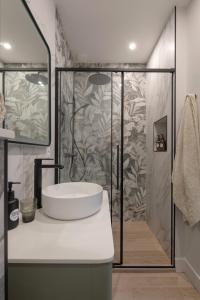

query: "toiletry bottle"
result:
(156, 135), (161, 151)
(8, 182), (20, 230)
(160, 134), (166, 151)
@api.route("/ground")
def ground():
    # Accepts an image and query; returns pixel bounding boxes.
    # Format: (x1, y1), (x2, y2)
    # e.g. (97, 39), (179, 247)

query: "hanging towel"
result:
(173, 94), (200, 226)
(0, 93), (6, 123)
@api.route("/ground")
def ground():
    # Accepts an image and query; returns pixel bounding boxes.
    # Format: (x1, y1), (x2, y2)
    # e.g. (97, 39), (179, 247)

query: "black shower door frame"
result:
(55, 67), (176, 269)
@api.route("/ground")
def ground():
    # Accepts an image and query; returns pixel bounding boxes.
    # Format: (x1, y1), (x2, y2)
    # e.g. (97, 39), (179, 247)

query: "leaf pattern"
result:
(4, 71), (49, 144)
(60, 71), (147, 221)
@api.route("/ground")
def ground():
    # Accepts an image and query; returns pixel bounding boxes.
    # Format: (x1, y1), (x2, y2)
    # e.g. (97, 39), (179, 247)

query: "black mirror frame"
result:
(5, 0), (51, 147)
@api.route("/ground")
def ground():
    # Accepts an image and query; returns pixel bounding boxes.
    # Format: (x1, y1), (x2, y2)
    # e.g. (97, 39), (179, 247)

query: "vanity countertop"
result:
(8, 191), (114, 264)
(0, 128), (15, 140)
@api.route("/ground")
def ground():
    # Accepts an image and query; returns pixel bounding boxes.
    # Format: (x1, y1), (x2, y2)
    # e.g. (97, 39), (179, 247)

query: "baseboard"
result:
(176, 257), (200, 293)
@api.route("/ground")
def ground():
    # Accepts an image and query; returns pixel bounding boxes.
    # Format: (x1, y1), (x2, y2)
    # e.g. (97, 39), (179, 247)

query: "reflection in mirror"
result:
(0, 0), (50, 145)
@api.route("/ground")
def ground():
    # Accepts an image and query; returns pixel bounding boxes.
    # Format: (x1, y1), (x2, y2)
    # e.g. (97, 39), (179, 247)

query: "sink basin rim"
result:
(42, 182), (103, 220)
(42, 182), (103, 199)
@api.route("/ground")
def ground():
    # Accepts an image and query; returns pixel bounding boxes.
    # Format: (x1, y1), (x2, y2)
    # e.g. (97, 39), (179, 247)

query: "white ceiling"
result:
(0, 0), (48, 64)
(55, 0), (191, 63)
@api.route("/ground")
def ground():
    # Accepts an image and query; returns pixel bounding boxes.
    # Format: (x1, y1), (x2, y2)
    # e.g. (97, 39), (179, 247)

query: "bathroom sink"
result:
(42, 182), (103, 220)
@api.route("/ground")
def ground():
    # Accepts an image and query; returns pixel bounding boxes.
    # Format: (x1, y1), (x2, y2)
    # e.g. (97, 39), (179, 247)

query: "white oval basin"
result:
(42, 182), (103, 220)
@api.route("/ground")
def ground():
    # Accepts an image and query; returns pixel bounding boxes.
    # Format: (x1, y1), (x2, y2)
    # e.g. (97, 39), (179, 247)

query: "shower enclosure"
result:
(55, 67), (175, 268)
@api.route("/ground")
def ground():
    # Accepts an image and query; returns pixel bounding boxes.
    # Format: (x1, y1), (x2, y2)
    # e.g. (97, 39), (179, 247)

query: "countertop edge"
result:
(8, 254), (114, 265)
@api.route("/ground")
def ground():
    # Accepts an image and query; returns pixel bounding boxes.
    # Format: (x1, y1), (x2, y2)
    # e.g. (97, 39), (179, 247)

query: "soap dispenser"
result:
(8, 182), (20, 230)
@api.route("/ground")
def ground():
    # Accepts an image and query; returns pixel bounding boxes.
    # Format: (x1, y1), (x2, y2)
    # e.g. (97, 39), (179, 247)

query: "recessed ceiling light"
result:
(0, 42), (12, 50)
(129, 42), (137, 51)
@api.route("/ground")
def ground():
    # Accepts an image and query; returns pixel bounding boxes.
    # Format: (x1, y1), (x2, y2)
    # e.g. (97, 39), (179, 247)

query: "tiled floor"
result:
(112, 272), (200, 300)
(113, 221), (170, 265)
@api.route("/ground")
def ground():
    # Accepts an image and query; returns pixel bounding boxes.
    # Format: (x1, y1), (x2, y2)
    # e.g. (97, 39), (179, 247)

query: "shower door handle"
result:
(116, 145), (120, 190)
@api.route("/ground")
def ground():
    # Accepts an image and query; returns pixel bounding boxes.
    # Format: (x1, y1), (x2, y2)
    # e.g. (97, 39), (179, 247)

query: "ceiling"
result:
(0, 0), (48, 64)
(55, 0), (191, 63)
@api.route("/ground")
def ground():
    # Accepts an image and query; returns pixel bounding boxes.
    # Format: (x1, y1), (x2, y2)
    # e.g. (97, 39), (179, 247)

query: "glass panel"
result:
(59, 71), (112, 194)
(0, 141), (5, 299)
(111, 72), (122, 264)
(123, 72), (172, 266)
(59, 71), (74, 183)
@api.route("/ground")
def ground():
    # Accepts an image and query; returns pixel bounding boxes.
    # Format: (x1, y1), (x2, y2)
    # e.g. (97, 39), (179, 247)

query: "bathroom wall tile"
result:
(7, 3), (72, 202)
(55, 9), (73, 67)
(145, 12), (175, 256)
(73, 63), (146, 69)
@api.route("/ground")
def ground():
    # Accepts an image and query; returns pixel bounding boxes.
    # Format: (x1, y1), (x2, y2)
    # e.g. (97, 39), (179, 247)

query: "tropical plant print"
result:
(123, 73), (146, 220)
(4, 71), (48, 144)
(60, 71), (147, 221)
(71, 72), (112, 192)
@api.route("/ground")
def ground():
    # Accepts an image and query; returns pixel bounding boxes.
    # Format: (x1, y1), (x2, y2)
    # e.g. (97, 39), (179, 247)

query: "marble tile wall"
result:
(0, 141), (5, 299)
(7, 2), (72, 202)
(145, 11), (175, 257)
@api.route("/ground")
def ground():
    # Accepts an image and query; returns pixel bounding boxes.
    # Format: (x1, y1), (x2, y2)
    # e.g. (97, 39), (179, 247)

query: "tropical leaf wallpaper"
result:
(59, 71), (74, 183)
(123, 73), (146, 220)
(59, 71), (147, 221)
(4, 71), (48, 144)
(72, 72), (112, 192)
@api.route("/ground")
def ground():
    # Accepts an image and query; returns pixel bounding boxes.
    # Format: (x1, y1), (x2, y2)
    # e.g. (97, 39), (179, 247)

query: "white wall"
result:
(176, 0), (200, 282)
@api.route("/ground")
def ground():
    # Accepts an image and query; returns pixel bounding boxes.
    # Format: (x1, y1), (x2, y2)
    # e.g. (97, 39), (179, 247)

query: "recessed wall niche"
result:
(153, 116), (167, 152)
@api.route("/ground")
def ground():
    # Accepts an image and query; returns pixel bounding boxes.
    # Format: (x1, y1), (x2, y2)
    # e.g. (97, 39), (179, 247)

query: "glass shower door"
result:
(111, 72), (122, 264)
(122, 71), (173, 267)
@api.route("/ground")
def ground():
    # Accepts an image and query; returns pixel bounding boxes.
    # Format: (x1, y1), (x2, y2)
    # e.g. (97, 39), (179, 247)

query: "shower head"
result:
(25, 72), (48, 86)
(88, 73), (110, 85)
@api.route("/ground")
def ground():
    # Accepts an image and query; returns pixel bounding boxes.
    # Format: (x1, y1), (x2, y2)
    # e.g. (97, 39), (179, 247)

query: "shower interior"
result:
(56, 68), (174, 267)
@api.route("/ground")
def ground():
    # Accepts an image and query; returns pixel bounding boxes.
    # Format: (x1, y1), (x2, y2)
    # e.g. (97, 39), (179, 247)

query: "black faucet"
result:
(34, 158), (64, 209)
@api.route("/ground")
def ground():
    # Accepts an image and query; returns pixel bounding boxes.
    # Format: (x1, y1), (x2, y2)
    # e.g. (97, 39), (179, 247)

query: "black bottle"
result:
(8, 182), (20, 230)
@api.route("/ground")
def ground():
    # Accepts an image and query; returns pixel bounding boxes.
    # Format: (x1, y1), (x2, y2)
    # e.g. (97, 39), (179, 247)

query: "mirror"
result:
(0, 0), (51, 145)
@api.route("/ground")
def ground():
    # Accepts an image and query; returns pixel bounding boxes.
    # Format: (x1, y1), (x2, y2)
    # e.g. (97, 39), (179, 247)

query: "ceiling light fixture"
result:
(0, 42), (12, 50)
(129, 42), (137, 51)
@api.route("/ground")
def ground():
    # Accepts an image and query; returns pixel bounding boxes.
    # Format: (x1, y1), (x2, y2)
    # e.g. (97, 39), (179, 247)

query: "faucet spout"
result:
(34, 158), (64, 209)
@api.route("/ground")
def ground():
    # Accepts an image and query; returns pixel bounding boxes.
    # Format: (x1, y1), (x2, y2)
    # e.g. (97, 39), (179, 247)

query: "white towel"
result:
(173, 94), (200, 226)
